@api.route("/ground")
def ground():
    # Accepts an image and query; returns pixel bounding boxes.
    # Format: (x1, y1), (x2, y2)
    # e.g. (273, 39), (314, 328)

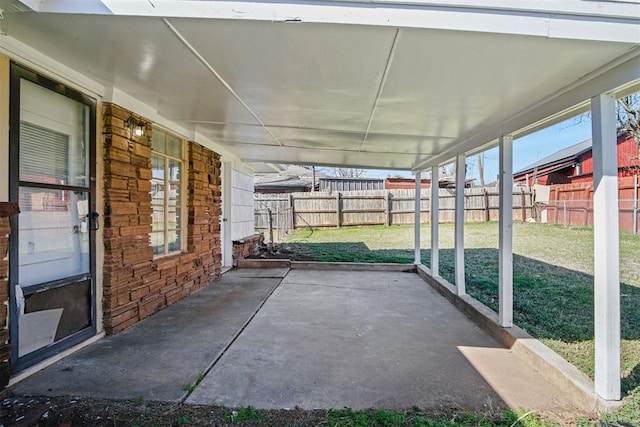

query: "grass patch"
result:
(325, 407), (551, 426)
(283, 222), (640, 421)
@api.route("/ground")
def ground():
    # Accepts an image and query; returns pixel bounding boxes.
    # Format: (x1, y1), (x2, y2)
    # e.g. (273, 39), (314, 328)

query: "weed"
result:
(176, 414), (190, 425)
(228, 405), (264, 424)
(181, 371), (205, 393)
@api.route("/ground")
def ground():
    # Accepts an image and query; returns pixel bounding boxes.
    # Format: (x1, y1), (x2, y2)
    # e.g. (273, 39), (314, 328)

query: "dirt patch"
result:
(247, 243), (297, 260)
(1, 395), (329, 426)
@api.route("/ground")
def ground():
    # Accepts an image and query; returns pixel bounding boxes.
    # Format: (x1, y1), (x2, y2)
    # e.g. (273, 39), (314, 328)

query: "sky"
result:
(362, 113), (593, 184)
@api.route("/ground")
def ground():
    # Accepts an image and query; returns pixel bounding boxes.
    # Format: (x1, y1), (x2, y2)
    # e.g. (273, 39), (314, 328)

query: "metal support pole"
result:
(592, 93), (621, 401)
(430, 165), (439, 277)
(499, 135), (513, 328)
(455, 155), (466, 295)
(414, 171), (422, 265)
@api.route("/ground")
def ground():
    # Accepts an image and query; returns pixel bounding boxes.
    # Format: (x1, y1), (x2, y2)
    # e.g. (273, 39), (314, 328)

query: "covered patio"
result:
(0, 0), (638, 406)
(12, 266), (587, 415)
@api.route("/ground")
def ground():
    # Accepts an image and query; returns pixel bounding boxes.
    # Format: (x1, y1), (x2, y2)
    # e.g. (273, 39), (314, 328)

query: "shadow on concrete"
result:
(285, 242), (640, 395)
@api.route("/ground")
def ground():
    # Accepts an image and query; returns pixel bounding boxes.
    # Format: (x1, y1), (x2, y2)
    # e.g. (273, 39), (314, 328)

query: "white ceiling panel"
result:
(194, 123), (277, 146)
(229, 144), (432, 170)
(362, 134), (457, 156)
(0, 3), (637, 171)
(2, 13), (260, 124)
(368, 28), (637, 139)
(169, 19), (397, 132)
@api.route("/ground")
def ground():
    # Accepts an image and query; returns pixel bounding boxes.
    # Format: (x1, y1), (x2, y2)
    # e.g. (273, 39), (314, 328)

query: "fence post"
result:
(288, 194), (295, 230)
(385, 192), (391, 226)
(336, 192), (341, 228)
(634, 174), (638, 235)
(563, 200), (567, 226)
(483, 189), (490, 222)
(521, 189), (526, 222)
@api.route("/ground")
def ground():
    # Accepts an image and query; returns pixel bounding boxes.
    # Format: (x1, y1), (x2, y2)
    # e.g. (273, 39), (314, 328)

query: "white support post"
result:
(455, 155), (466, 295)
(498, 136), (514, 327)
(414, 171), (422, 265)
(430, 165), (439, 277)
(592, 93), (621, 401)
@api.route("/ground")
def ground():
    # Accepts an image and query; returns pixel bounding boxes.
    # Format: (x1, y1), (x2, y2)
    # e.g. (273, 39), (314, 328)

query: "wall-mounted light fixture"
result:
(125, 116), (145, 137)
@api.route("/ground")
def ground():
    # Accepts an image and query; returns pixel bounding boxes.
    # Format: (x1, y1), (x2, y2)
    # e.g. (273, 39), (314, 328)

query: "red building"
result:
(513, 134), (640, 186)
(385, 178), (432, 189)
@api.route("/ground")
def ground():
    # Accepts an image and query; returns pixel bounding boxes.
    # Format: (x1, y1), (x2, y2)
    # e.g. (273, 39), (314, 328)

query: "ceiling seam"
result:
(359, 27), (402, 153)
(162, 18), (285, 148)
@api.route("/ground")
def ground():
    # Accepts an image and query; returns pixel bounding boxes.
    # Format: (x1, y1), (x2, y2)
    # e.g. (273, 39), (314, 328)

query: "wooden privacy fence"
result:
(255, 188), (534, 231)
(539, 175), (640, 233)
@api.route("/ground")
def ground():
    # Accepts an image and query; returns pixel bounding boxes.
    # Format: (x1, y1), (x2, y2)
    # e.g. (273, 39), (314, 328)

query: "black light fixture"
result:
(125, 116), (145, 137)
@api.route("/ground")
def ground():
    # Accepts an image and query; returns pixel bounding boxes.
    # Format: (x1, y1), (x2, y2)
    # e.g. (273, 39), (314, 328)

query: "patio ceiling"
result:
(0, 0), (638, 171)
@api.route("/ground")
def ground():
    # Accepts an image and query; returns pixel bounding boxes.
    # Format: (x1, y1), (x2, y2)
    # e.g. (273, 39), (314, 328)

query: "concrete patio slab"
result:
(11, 271), (281, 402)
(187, 270), (584, 414)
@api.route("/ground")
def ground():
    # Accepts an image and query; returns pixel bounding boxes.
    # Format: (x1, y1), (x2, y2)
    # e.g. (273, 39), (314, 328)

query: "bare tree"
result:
(331, 168), (366, 178)
(617, 93), (639, 145)
(569, 93), (639, 146)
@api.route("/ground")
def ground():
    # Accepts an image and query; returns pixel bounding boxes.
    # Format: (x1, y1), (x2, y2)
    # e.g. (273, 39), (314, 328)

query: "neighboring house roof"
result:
(514, 139), (592, 176)
(254, 174), (312, 191)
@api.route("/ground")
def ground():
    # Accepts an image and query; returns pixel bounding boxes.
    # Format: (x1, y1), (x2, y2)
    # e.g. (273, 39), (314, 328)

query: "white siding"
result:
(231, 168), (254, 240)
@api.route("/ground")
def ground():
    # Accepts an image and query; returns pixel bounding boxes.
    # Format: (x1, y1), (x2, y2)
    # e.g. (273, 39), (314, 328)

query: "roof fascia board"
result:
(15, 0), (112, 13)
(515, 159), (578, 177)
(25, 0), (640, 44)
(31, 0), (640, 20)
(415, 51), (640, 171)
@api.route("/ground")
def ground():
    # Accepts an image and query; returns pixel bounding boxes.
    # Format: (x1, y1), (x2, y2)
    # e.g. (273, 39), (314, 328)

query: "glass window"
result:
(150, 128), (185, 256)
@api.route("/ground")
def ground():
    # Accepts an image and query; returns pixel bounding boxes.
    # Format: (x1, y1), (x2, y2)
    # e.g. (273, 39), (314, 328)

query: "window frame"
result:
(150, 127), (187, 257)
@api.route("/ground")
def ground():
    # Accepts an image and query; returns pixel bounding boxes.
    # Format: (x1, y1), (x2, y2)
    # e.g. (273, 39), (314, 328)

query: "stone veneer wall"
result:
(232, 233), (263, 266)
(102, 104), (221, 335)
(0, 202), (19, 388)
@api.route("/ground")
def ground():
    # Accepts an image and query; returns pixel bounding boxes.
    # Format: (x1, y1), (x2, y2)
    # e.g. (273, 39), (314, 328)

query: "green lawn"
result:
(283, 222), (640, 424)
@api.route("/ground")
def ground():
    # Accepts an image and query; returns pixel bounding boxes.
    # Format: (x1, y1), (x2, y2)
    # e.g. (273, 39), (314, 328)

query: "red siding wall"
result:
(384, 178), (431, 189)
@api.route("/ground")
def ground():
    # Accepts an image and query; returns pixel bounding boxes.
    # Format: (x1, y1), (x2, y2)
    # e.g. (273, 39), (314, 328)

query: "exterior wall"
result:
(385, 178), (431, 189)
(231, 168), (255, 240)
(319, 178), (384, 192)
(571, 136), (639, 183)
(102, 104), (221, 335)
(0, 203), (18, 389)
(515, 136), (639, 186)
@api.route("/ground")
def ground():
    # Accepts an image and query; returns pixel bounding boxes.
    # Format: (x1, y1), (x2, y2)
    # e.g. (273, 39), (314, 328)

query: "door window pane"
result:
(18, 187), (89, 287)
(20, 79), (89, 187)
